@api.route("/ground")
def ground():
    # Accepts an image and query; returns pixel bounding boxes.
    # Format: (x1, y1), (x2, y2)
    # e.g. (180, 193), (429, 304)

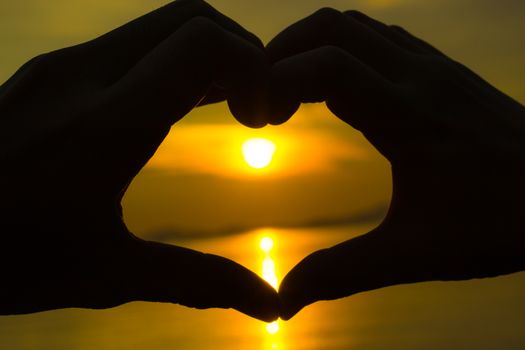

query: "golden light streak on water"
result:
(262, 257), (279, 289)
(259, 234), (283, 348)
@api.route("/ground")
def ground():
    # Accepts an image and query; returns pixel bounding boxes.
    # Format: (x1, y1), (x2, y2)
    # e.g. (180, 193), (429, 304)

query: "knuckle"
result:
(25, 51), (61, 74)
(184, 15), (221, 31)
(182, 0), (205, 5)
(390, 24), (405, 32)
(313, 8), (351, 43)
(343, 9), (364, 18)
(182, 16), (225, 42)
(30, 52), (55, 68)
(180, 16), (264, 66)
(186, 0), (215, 15)
(163, 0), (215, 19)
(172, 0), (207, 9)
(313, 7), (345, 24)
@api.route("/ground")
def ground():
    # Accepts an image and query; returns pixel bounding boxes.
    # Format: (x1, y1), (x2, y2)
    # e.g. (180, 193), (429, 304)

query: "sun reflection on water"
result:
(258, 233), (283, 349)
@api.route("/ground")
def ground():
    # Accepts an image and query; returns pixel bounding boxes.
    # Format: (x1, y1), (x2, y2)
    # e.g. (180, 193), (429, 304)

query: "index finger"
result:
(266, 8), (407, 79)
(78, 0), (263, 81)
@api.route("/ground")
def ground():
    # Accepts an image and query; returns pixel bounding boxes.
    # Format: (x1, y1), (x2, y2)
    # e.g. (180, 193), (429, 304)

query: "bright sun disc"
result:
(260, 237), (274, 252)
(242, 138), (276, 169)
(266, 321), (279, 335)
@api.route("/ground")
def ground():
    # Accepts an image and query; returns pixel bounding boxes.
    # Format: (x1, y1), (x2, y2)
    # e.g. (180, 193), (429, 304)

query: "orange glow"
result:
(145, 106), (366, 179)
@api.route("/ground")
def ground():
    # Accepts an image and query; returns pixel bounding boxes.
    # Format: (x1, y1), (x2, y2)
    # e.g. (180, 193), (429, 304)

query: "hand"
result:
(267, 8), (525, 319)
(0, 0), (279, 322)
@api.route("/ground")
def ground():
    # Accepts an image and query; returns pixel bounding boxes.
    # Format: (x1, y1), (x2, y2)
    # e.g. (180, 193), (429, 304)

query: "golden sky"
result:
(1, 0), (524, 236)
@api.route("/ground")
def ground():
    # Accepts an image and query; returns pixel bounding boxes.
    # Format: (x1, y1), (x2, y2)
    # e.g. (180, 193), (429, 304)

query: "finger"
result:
(343, 16), (493, 98)
(91, 17), (270, 184)
(266, 8), (409, 79)
(80, 0), (263, 83)
(344, 10), (427, 55)
(123, 240), (280, 322)
(278, 217), (518, 321)
(386, 24), (492, 89)
(103, 16), (270, 128)
(268, 45), (398, 134)
(389, 25), (447, 57)
(279, 228), (430, 320)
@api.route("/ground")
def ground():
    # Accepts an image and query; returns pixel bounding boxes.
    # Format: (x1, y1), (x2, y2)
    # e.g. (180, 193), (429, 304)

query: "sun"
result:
(242, 138), (276, 169)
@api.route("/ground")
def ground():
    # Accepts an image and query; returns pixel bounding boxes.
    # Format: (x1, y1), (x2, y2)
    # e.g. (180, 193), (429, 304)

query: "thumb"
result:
(123, 239), (280, 322)
(278, 226), (434, 320)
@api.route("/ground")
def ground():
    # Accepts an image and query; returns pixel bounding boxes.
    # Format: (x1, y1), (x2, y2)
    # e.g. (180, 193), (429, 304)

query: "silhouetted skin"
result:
(2, 1), (525, 326)
(268, 8), (525, 320)
(0, 0), (280, 322)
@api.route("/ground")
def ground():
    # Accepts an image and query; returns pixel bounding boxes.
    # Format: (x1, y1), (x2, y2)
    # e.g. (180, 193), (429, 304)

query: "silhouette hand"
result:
(267, 9), (525, 319)
(0, 0), (279, 322)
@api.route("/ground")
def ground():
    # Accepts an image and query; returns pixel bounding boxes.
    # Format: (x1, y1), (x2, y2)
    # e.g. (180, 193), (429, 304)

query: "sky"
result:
(1, 0), (524, 237)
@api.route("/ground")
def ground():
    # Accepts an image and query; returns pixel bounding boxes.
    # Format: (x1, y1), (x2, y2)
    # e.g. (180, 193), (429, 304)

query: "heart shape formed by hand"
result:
(1, 0), (524, 324)
(228, 7), (525, 320)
